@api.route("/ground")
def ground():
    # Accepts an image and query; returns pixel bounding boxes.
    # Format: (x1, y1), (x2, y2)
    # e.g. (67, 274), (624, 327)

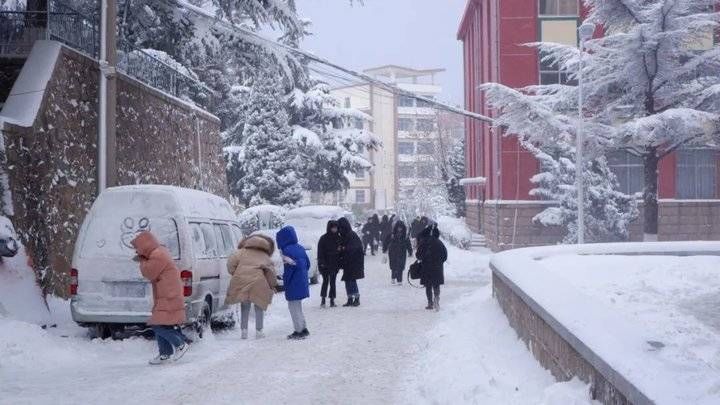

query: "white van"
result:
(70, 185), (241, 339)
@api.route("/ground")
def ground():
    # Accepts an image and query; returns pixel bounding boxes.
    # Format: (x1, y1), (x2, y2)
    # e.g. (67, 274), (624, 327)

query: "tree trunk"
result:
(643, 149), (659, 239)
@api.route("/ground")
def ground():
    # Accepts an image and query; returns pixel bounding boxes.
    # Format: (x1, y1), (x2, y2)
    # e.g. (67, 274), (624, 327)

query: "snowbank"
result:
(491, 242), (720, 405)
(238, 204), (287, 235)
(437, 215), (472, 250)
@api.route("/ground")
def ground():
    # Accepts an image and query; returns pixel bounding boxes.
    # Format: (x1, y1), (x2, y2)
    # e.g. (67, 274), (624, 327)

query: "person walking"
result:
(317, 220), (341, 308)
(379, 215), (392, 251)
(416, 224), (447, 312)
(370, 214), (381, 254)
(337, 217), (364, 307)
(276, 226), (311, 340)
(410, 216), (422, 244)
(361, 217), (374, 255)
(383, 221), (412, 285)
(225, 234), (278, 340)
(132, 231), (189, 365)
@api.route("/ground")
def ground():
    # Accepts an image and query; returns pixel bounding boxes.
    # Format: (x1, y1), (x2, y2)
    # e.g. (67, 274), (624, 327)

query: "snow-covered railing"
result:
(459, 177), (487, 186)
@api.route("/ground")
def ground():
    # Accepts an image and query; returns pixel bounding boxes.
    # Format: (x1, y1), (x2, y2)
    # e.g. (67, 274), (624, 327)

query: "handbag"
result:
(409, 260), (422, 280)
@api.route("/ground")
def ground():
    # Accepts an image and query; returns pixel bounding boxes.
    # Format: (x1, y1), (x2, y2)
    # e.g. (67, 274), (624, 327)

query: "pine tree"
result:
(226, 70), (303, 206)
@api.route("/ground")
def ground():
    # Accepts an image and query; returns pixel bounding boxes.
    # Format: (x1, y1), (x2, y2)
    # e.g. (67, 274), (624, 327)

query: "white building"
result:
(329, 65), (445, 213)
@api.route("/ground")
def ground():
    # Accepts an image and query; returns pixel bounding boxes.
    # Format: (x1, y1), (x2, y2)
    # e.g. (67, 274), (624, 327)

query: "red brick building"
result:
(458, 0), (720, 250)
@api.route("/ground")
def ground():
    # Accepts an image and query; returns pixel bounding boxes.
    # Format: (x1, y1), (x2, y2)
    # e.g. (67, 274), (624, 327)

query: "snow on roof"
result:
(285, 205), (349, 220)
(104, 185), (235, 220)
(459, 177), (487, 186)
(363, 65), (445, 78)
(0, 41), (61, 129)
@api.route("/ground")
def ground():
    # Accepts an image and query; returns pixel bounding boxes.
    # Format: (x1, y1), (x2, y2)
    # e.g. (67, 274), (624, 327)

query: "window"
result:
(677, 149), (717, 199)
(539, 52), (572, 85)
(231, 224), (243, 244)
(354, 117), (364, 130)
(398, 118), (413, 131)
(416, 97), (434, 108)
(398, 95), (415, 107)
(355, 189), (366, 204)
(190, 223), (206, 258)
(214, 223), (235, 256)
(607, 151), (644, 195)
(416, 119), (434, 132)
(417, 163), (436, 178)
(200, 223), (218, 258)
(539, 0), (578, 16)
(355, 168), (366, 180)
(398, 164), (415, 179)
(344, 97), (351, 108)
(398, 141), (415, 155)
(416, 141), (434, 155)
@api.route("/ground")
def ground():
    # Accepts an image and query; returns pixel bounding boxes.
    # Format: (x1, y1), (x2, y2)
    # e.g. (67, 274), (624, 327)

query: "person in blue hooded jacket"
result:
(276, 226), (311, 340)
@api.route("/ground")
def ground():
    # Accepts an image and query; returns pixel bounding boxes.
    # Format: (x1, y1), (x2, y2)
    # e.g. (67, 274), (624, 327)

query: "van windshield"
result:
(80, 191), (181, 259)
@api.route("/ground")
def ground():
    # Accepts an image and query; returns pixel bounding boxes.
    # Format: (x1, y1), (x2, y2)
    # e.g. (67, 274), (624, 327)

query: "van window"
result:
(215, 223), (235, 255)
(200, 223), (218, 258)
(82, 216), (180, 259)
(189, 223), (206, 258)
(231, 224), (243, 247)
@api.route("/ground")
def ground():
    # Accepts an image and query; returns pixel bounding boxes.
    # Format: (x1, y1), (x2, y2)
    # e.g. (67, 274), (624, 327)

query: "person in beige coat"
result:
(226, 234), (278, 339)
(132, 231), (189, 365)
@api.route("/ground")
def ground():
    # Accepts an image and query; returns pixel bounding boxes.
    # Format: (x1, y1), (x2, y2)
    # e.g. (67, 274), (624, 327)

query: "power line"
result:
(169, 0), (493, 124)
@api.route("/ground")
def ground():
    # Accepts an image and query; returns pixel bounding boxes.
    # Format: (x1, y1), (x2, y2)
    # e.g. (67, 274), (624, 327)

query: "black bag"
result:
(409, 261), (421, 280)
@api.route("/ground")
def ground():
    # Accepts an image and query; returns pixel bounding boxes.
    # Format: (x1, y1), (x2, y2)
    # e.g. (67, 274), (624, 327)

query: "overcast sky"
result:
(295, 0), (468, 105)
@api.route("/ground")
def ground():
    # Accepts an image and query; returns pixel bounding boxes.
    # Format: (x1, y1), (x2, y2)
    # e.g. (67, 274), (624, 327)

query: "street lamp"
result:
(576, 22), (595, 244)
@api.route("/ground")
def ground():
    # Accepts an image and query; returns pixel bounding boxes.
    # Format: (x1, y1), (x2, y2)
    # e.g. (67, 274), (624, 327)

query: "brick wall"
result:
(2, 45), (226, 297)
(658, 200), (720, 241)
(465, 201), (482, 233)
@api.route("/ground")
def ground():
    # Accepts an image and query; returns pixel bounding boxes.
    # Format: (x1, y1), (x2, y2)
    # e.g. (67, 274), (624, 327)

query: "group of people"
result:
(130, 213), (446, 366)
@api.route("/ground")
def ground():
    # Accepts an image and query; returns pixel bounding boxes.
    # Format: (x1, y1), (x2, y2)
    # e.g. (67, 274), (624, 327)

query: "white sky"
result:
(295, 0), (468, 105)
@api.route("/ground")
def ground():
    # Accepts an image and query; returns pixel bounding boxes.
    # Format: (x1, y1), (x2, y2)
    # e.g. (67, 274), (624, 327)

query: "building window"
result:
(416, 119), (434, 132)
(398, 141), (415, 155)
(416, 97), (434, 108)
(398, 118), (413, 131)
(539, 0), (578, 16)
(607, 151), (644, 196)
(355, 168), (366, 180)
(398, 95), (415, 107)
(677, 149), (717, 199)
(417, 163), (436, 179)
(354, 117), (364, 129)
(398, 164), (415, 179)
(344, 97), (351, 108)
(355, 189), (366, 204)
(416, 141), (434, 155)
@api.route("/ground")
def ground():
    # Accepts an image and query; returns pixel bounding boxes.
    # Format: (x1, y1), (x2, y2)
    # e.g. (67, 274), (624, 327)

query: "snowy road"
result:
(1, 247), (594, 405)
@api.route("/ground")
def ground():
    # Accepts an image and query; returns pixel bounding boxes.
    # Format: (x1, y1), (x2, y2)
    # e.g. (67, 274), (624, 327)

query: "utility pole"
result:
(576, 22), (596, 244)
(98, 0), (117, 193)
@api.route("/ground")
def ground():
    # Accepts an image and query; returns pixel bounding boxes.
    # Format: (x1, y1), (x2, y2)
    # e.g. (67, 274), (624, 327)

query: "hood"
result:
(393, 221), (407, 236)
(326, 220), (339, 234)
(418, 226), (432, 239)
(131, 231), (160, 258)
(241, 234), (275, 255)
(337, 217), (352, 234)
(431, 225), (441, 238)
(381, 215), (389, 223)
(276, 226), (299, 249)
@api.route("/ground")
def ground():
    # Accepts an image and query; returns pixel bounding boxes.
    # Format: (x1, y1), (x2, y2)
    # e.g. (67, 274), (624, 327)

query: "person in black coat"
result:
(361, 218), (375, 255)
(416, 224), (447, 311)
(383, 221), (412, 285)
(410, 216), (422, 239)
(337, 217), (365, 307)
(379, 215), (392, 251)
(317, 220), (341, 308)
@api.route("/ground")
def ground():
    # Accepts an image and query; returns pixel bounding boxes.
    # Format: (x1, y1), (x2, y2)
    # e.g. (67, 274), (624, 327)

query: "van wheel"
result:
(310, 275), (319, 285)
(195, 301), (212, 339)
(92, 324), (112, 340)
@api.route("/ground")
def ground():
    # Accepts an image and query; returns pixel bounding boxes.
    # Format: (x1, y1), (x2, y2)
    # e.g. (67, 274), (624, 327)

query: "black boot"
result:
(343, 298), (353, 307)
(321, 297), (326, 308)
(425, 301), (434, 310)
(352, 296), (360, 307)
(330, 298), (336, 307)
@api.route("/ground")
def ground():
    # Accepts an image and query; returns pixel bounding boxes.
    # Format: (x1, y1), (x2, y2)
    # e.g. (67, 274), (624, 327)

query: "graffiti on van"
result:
(120, 216), (151, 249)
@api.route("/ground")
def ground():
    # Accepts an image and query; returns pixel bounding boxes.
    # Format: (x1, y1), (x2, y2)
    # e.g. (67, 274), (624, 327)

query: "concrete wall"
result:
(1, 44), (226, 297)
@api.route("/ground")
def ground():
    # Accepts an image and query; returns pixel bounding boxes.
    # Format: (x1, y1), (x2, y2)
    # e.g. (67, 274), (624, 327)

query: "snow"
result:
(285, 205), (350, 220)
(437, 215), (473, 250)
(459, 177), (487, 186)
(0, 40), (61, 128)
(0, 242), (594, 404)
(492, 242), (720, 405)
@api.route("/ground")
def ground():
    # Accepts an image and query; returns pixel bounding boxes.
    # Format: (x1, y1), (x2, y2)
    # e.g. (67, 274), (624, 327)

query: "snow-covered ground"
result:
(1, 244), (595, 404)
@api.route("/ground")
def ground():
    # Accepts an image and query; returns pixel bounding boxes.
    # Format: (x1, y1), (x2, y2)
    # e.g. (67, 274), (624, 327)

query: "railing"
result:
(0, 1), (211, 108)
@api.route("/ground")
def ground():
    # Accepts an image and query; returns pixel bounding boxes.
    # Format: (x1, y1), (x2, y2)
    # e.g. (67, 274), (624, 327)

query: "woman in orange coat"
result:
(132, 231), (189, 365)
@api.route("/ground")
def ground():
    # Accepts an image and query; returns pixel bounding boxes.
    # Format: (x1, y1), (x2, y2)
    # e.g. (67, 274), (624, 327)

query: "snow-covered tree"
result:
(225, 71), (303, 206)
(288, 83), (380, 194)
(482, 0), (720, 239)
(396, 181), (454, 224)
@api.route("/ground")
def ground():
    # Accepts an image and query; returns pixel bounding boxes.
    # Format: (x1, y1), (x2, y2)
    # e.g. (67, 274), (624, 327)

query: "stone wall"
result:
(465, 200), (482, 233)
(474, 199), (712, 251)
(2, 44), (226, 297)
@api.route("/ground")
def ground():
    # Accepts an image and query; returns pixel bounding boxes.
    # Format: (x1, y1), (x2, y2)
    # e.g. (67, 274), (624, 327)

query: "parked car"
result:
(70, 185), (242, 339)
(283, 205), (353, 285)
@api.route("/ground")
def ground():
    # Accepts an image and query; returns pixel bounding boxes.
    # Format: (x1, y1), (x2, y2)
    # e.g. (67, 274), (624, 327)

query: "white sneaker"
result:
(173, 344), (190, 362)
(241, 329), (248, 340)
(149, 354), (172, 365)
(255, 330), (265, 339)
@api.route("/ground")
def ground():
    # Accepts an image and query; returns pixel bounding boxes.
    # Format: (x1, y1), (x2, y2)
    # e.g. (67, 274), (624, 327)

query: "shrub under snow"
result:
(437, 216), (473, 250)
